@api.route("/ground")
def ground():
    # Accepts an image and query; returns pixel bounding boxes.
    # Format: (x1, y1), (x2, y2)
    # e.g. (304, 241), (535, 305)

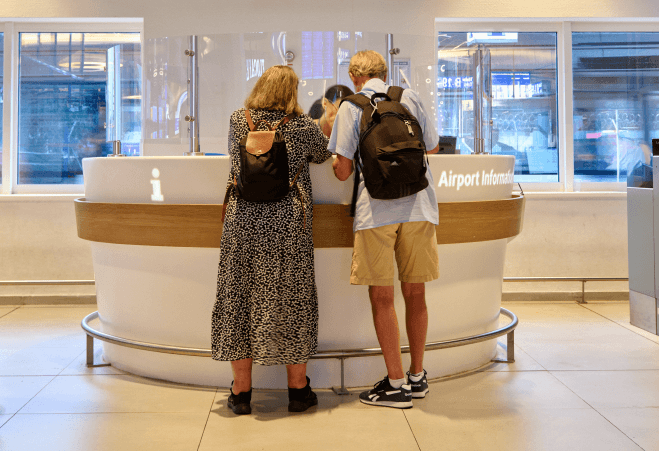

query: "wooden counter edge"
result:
(74, 195), (524, 248)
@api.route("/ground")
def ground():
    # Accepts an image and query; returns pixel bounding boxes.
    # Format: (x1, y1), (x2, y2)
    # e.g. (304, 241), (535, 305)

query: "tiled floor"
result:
(1, 301), (658, 451)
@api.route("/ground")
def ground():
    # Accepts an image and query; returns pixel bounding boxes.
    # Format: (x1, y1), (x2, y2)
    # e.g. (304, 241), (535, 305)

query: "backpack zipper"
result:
(404, 120), (414, 136)
(359, 112), (420, 144)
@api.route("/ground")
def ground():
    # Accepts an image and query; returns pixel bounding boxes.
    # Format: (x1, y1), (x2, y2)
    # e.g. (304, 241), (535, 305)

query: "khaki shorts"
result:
(350, 221), (439, 286)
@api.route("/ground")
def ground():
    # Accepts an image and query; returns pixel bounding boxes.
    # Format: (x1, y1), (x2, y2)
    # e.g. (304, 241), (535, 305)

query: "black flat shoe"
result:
(228, 383), (252, 415)
(288, 376), (318, 412)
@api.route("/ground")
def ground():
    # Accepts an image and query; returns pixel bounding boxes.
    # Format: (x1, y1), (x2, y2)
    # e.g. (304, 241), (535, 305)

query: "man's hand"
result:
(332, 154), (354, 181)
(426, 144), (440, 155)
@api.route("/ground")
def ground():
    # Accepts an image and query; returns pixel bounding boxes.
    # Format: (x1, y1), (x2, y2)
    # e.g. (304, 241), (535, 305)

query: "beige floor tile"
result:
(585, 303), (659, 344)
(501, 302), (609, 323)
(59, 347), (127, 376)
(0, 414), (12, 427)
(515, 320), (659, 370)
(20, 374), (216, 414)
(597, 407), (659, 451)
(200, 396), (418, 451)
(551, 370), (659, 409)
(0, 413), (208, 451)
(20, 304), (97, 309)
(405, 371), (590, 413)
(0, 376), (54, 414)
(213, 387), (373, 415)
(0, 307), (19, 318)
(583, 302), (630, 322)
(405, 406), (642, 451)
(0, 347), (83, 376)
(484, 344), (546, 372)
(0, 306), (95, 350)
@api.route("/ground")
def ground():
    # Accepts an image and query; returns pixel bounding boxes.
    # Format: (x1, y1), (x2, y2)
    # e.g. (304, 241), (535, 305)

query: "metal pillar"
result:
(472, 45), (485, 154)
(386, 34), (399, 85)
(184, 35), (203, 156)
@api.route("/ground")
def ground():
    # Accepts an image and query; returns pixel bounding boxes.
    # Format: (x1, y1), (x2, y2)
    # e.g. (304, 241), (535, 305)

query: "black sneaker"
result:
(407, 369), (429, 398)
(288, 376), (318, 412)
(359, 376), (413, 409)
(227, 382), (252, 415)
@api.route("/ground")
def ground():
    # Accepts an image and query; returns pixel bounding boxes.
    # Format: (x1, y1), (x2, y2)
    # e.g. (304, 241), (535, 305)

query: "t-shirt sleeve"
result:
(328, 102), (360, 160)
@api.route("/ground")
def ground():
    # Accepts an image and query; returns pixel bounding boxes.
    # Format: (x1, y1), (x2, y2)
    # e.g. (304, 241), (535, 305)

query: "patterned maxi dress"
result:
(211, 109), (332, 365)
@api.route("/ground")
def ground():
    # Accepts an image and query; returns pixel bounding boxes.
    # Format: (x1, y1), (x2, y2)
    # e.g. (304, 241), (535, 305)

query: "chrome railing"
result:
(81, 308), (518, 394)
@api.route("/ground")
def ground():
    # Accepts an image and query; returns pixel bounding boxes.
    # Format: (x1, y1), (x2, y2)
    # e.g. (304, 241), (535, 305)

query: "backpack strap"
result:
(244, 110), (296, 131)
(274, 113), (296, 130)
(341, 94), (371, 218)
(386, 85), (404, 102)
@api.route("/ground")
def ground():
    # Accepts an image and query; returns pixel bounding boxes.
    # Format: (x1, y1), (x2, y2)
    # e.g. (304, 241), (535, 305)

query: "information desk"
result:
(75, 154), (523, 388)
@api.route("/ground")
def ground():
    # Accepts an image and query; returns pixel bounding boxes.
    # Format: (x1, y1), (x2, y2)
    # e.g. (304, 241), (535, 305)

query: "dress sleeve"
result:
(300, 115), (332, 164)
(227, 110), (242, 186)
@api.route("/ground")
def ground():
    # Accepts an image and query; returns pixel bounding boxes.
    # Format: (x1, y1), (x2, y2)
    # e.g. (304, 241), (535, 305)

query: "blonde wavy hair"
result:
(348, 50), (388, 80)
(245, 65), (303, 115)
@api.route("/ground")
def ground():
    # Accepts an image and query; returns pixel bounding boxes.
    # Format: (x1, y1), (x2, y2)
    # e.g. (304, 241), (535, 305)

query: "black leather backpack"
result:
(342, 86), (428, 216)
(235, 110), (303, 202)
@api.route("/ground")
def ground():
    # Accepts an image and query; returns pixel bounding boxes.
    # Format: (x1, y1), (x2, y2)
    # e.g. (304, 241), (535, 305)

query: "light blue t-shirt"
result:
(328, 78), (440, 232)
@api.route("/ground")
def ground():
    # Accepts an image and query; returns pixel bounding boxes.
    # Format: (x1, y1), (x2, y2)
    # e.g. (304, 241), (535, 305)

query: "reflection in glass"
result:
(573, 32), (659, 184)
(18, 32), (141, 184)
(437, 32), (558, 182)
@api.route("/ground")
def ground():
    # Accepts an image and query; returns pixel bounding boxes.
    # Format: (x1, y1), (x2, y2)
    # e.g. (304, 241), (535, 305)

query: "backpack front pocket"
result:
(375, 141), (426, 183)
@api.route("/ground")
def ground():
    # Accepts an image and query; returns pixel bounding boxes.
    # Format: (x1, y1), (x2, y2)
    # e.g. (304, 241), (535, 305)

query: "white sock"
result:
(408, 371), (424, 382)
(388, 377), (406, 389)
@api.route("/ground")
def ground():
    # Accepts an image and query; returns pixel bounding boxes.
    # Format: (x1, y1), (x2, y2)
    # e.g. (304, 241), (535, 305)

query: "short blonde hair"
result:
(245, 65), (303, 115)
(349, 50), (387, 80)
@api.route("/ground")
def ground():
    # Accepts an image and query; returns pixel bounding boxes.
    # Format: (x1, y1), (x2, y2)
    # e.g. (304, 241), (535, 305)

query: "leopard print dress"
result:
(211, 109), (331, 365)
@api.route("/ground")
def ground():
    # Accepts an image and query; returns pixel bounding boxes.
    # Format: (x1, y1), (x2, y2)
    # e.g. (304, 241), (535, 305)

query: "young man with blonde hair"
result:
(329, 50), (440, 409)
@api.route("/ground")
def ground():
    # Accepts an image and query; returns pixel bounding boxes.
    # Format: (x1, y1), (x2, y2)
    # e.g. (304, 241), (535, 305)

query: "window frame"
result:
(0, 18), (143, 195)
(434, 17), (659, 193)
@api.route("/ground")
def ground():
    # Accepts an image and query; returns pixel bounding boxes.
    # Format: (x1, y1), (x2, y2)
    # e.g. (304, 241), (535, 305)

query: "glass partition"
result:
(437, 32), (559, 181)
(18, 32), (141, 184)
(572, 32), (659, 185)
(143, 32), (435, 155)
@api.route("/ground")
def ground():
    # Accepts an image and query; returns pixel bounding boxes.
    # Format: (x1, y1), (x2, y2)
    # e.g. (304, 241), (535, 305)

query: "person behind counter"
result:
(212, 65), (332, 415)
(311, 84), (354, 137)
(330, 50), (440, 409)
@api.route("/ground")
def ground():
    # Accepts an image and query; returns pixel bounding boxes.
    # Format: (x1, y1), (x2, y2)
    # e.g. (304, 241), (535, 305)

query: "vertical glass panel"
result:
(143, 32), (391, 155)
(437, 32), (559, 182)
(573, 32), (659, 185)
(0, 32), (4, 185)
(18, 32), (141, 184)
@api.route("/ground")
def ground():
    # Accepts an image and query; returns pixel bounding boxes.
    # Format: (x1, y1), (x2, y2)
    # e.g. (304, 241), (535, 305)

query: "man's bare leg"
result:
(401, 281), (428, 374)
(369, 285), (405, 380)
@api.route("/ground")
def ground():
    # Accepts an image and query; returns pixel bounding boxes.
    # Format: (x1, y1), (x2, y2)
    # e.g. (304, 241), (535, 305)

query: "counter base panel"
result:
(101, 340), (498, 389)
(92, 240), (506, 388)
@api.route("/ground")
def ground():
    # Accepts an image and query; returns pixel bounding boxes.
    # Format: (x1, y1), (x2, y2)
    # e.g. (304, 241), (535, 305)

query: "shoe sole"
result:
(359, 398), (413, 409)
(227, 400), (251, 415)
(288, 398), (318, 412)
(411, 388), (429, 398)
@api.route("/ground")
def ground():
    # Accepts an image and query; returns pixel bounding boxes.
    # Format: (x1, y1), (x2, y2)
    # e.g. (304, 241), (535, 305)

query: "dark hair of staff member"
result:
(310, 84), (354, 137)
(211, 65), (332, 415)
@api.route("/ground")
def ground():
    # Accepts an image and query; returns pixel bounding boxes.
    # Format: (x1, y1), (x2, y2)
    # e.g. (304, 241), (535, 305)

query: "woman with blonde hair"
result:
(212, 65), (332, 415)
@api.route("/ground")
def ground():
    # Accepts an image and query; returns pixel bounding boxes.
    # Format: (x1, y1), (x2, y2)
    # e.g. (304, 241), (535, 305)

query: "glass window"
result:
(18, 32), (141, 185)
(437, 32), (559, 182)
(573, 32), (659, 184)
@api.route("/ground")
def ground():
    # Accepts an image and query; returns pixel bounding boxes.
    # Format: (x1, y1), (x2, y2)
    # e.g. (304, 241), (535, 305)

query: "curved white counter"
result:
(77, 154), (522, 388)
